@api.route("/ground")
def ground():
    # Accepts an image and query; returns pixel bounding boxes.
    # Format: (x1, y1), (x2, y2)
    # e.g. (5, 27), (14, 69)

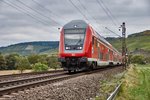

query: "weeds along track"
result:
(0, 70), (64, 82)
(0, 65), (122, 97)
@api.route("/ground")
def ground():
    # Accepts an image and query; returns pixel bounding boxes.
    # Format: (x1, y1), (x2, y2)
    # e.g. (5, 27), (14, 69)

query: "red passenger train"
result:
(58, 20), (122, 73)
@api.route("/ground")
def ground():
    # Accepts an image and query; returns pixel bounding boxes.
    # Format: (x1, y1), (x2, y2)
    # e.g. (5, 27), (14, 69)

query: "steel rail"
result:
(0, 65), (122, 97)
(0, 72), (66, 88)
(107, 82), (122, 100)
(0, 70), (64, 80)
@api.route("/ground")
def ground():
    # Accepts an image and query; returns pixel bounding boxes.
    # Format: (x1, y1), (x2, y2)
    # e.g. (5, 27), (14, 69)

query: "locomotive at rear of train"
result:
(58, 20), (122, 73)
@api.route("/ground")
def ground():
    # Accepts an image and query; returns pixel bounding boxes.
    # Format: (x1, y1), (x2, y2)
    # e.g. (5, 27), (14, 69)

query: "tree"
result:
(48, 55), (60, 70)
(131, 55), (145, 64)
(38, 54), (48, 65)
(15, 56), (30, 73)
(32, 62), (48, 72)
(28, 54), (40, 65)
(0, 54), (6, 70)
(5, 53), (19, 70)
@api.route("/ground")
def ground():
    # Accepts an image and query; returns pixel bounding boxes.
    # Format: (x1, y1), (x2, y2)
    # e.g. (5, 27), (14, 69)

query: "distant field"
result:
(0, 68), (62, 75)
(0, 70), (32, 75)
(108, 35), (150, 52)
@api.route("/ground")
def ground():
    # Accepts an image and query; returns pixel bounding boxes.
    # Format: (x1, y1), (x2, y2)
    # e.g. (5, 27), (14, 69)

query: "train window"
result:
(106, 54), (109, 60)
(94, 38), (97, 47)
(64, 28), (86, 50)
(92, 37), (94, 45)
(100, 52), (103, 60)
(98, 47), (100, 59)
(96, 40), (98, 47)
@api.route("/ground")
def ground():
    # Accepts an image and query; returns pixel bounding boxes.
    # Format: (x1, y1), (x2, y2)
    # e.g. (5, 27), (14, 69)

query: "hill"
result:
(0, 41), (59, 55)
(106, 30), (150, 55)
(0, 30), (149, 56)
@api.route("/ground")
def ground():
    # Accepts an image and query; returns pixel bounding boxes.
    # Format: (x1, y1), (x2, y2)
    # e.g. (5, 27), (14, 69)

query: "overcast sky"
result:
(0, 0), (150, 47)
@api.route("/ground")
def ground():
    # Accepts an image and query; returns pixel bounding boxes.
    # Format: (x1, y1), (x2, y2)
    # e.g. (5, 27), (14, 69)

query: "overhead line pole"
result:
(121, 22), (127, 69)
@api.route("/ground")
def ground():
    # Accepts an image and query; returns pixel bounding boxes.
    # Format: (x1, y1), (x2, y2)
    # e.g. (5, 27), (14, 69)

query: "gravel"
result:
(2, 66), (124, 100)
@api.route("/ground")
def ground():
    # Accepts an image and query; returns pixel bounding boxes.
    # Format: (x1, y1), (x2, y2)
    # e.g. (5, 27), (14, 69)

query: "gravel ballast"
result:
(2, 66), (124, 100)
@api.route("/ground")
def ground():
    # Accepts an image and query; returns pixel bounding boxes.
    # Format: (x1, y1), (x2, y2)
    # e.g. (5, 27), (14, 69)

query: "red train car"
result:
(58, 20), (122, 73)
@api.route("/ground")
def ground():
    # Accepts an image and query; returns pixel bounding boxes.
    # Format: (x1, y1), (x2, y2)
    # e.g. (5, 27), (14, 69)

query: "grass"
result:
(95, 71), (126, 100)
(116, 64), (150, 100)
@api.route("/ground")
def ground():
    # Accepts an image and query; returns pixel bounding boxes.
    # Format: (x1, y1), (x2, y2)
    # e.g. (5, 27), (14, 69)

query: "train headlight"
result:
(66, 47), (70, 50)
(77, 47), (82, 49)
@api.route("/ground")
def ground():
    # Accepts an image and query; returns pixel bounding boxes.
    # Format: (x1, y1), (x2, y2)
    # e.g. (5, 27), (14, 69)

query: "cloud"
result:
(0, 0), (149, 46)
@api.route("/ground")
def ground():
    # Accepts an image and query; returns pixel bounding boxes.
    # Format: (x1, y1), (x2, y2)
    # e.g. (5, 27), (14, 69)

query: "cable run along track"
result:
(0, 66), (122, 97)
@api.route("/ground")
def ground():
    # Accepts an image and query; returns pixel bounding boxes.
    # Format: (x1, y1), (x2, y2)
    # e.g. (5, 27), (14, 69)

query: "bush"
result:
(5, 54), (19, 70)
(0, 54), (6, 70)
(130, 55), (145, 64)
(28, 54), (40, 65)
(32, 62), (48, 72)
(47, 55), (60, 70)
(15, 56), (30, 73)
(145, 57), (150, 64)
(28, 54), (48, 65)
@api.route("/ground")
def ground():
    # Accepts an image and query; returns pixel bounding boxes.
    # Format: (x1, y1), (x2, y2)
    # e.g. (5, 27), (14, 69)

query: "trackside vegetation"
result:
(116, 64), (150, 100)
(0, 53), (60, 72)
(95, 72), (125, 100)
(128, 54), (150, 64)
(32, 62), (49, 72)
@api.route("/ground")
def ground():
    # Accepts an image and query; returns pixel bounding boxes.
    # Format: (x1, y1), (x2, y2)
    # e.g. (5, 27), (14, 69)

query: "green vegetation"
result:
(5, 54), (19, 70)
(117, 64), (150, 100)
(15, 56), (30, 73)
(47, 55), (60, 70)
(28, 54), (41, 65)
(106, 30), (150, 52)
(129, 55), (145, 64)
(145, 56), (150, 63)
(32, 62), (48, 72)
(0, 53), (60, 72)
(0, 53), (6, 70)
(0, 41), (59, 55)
(95, 72), (125, 100)
(128, 54), (150, 64)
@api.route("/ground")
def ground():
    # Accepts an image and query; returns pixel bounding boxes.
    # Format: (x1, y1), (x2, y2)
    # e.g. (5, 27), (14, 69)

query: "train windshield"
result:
(64, 29), (86, 50)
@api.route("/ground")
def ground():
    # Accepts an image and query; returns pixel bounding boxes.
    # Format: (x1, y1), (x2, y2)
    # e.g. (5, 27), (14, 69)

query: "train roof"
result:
(63, 20), (121, 55)
(95, 32), (111, 46)
(63, 20), (88, 29)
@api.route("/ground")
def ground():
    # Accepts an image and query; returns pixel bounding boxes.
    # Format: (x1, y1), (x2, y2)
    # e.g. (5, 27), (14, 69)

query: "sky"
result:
(0, 0), (150, 47)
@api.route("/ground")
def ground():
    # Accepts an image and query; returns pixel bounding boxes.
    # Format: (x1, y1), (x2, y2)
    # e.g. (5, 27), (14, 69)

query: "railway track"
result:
(0, 70), (64, 82)
(0, 66), (121, 97)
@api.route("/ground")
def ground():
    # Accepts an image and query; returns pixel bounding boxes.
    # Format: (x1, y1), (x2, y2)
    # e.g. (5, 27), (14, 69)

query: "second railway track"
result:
(0, 66), (121, 97)
(0, 70), (64, 82)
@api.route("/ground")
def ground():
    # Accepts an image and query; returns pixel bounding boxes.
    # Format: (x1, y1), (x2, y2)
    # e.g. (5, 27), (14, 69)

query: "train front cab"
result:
(58, 20), (93, 72)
